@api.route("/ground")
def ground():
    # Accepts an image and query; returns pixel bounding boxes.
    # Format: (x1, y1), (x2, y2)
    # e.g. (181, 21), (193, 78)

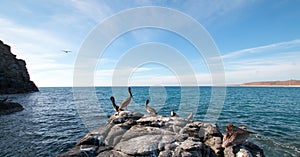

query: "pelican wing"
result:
(146, 106), (157, 114)
(119, 97), (131, 110)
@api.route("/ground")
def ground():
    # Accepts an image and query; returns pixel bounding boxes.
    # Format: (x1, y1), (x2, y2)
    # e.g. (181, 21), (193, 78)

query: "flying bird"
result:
(118, 87), (133, 111)
(62, 50), (71, 53)
(222, 124), (257, 148)
(145, 99), (157, 115)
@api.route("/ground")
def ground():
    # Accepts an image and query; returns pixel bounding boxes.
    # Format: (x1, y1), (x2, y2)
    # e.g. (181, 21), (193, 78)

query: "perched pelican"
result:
(110, 96), (123, 112)
(187, 112), (193, 120)
(222, 124), (256, 148)
(62, 50), (71, 53)
(170, 109), (178, 117)
(145, 99), (157, 115)
(118, 87), (133, 111)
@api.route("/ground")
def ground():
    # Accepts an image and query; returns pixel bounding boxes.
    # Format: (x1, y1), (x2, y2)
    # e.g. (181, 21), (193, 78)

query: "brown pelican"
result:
(145, 99), (157, 115)
(110, 96), (123, 112)
(170, 109), (178, 117)
(222, 124), (257, 148)
(118, 87), (133, 111)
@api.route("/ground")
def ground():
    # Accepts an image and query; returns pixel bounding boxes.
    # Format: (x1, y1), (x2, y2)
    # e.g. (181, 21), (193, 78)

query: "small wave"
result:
(254, 134), (300, 156)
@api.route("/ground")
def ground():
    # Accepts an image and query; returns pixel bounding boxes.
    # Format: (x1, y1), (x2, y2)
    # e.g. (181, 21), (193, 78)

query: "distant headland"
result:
(0, 40), (38, 94)
(240, 79), (300, 87)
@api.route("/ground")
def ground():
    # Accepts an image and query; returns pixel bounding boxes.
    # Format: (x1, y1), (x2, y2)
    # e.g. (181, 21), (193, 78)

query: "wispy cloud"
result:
(222, 40), (300, 83)
(69, 0), (113, 22)
(94, 66), (213, 86)
(34, 69), (74, 87)
(222, 39), (300, 59)
(1, 1), (299, 87)
(0, 0), (116, 87)
(164, 0), (255, 29)
(225, 63), (300, 84)
(0, 17), (75, 86)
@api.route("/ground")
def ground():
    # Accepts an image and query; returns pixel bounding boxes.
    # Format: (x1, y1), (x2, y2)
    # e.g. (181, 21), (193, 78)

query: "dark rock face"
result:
(0, 40), (38, 94)
(0, 100), (24, 115)
(58, 111), (265, 157)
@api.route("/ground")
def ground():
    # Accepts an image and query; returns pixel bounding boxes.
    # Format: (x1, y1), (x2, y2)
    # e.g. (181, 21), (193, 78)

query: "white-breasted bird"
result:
(118, 87), (133, 111)
(171, 109), (178, 117)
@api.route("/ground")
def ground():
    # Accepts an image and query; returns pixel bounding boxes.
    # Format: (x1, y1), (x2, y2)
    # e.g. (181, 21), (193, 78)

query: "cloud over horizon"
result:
(0, 1), (299, 87)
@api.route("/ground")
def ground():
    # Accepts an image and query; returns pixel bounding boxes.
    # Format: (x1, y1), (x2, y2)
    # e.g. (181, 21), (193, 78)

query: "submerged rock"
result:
(0, 100), (24, 115)
(58, 111), (264, 157)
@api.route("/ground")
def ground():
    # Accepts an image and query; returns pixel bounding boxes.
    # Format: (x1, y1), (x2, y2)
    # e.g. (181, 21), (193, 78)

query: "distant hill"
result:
(241, 80), (300, 86)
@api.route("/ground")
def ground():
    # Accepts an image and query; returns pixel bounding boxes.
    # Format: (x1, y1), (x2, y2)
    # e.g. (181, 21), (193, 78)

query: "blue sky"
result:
(0, 0), (300, 87)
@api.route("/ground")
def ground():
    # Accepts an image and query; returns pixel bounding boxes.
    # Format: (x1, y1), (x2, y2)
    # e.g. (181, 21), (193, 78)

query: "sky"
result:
(1, 0), (300, 87)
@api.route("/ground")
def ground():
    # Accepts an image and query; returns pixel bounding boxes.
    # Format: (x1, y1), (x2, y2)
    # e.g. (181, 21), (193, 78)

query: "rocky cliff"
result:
(0, 40), (38, 94)
(58, 111), (264, 157)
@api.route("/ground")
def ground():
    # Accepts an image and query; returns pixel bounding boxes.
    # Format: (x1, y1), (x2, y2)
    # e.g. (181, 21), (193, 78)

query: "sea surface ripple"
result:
(0, 87), (299, 157)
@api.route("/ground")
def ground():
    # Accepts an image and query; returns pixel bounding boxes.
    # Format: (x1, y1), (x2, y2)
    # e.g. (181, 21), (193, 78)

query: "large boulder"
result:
(0, 40), (38, 94)
(223, 141), (265, 157)
(58, 111), (264, 157)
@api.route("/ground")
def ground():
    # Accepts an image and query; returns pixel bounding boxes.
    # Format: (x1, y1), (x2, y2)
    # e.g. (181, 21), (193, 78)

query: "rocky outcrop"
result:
(224, 141), (264, 157)
(0, 99), (24, 115)
(58, 111), (264, 157)
(0, 40), (38, 94)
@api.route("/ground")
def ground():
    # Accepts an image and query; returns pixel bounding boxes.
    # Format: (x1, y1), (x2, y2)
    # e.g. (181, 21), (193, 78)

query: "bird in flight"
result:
(62, 50), (71, 53)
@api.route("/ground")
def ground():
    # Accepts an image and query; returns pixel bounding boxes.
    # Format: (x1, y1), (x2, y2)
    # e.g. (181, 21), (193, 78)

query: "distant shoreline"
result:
(239, 85), (300, 87)
(240, 79), (300, 87)
(32, 80), (300, 88)
(35, 85), (300, 88)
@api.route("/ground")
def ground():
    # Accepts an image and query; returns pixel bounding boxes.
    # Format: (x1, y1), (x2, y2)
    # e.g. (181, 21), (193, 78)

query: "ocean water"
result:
(0, 87), (299, 157)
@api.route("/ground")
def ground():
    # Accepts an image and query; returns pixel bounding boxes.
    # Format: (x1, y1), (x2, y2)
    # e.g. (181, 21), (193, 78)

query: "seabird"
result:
(62, 50), (71, 53)
(118, 87), (133, 111)
(222, 124), (257, 148)
(145, 99), (157, 115)
(170, 109), (178, 117)
(110, 96), (123, 112)
(187, 112), (193, 120)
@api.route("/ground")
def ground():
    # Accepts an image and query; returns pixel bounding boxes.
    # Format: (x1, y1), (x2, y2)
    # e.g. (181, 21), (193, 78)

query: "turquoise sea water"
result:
(0, 87), (299, 156)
